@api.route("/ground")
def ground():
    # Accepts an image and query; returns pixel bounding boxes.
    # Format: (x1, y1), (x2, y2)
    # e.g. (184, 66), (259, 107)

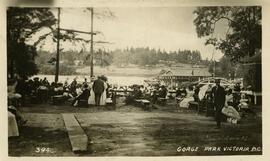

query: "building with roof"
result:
(157, 67), (212, 87)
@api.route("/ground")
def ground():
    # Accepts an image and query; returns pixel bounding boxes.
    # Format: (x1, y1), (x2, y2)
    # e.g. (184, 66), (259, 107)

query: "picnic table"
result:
(135, 99), (151, 110)
(157, 97), (168, 105)
(51, 95), (67, 105)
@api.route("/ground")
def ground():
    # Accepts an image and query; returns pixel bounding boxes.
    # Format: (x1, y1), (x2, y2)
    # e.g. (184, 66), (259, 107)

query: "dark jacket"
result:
(78, 88), (90, 100)
(93, 79), (105, 94)
(211, 85), (226, 107)
(159, 88), (167, 98)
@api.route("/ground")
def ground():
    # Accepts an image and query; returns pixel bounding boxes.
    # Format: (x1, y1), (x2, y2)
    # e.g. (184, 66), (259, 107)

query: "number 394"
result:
(35, 147), (55, 153)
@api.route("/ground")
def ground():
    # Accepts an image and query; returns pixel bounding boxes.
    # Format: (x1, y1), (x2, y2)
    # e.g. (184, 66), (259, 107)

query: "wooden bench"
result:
(135, 99), (151, 110)
(141, 99), (151, 111)
(78, 100), (88, 107)
(105, 98), (114, 105)
(157, 97), (168, 106)
(188, 101), (199, 112)
(62, 114), (88, 152)
(134, 99), (143, 106)
(51, 95), (66, 105)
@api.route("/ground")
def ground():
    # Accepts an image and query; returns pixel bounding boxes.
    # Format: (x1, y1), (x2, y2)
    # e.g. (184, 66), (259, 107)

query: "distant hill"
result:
(76, 64), (209, 77)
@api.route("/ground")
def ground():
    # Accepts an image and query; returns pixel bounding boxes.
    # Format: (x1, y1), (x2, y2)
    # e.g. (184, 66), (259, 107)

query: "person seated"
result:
(176, 86), (186, 97)
(179, 86), (195, 108)
(37, 83), (49, 103)
(8, 79), (22, 107)
(158, 85), (167, 98)
(69, 78), (78, 97)
(225, 88), (234, 107)
(193, 85), (200, 102)
(233, 82), (241, 105)
(237, 93), (256, 117)
(150, 87), (159, 105)
(126, 86), (142, 105)
(222, 104), (241, 124)
(8, 99), (27, 126)
(242, 85), (253, 104)
(33, 77), (41, 91)
(62, 82), (73, 99)
(42, 77), (50, 87)
(54, 83), (64, 95)
(48, 82), (57, 97)
(133, 86), (143, 99)
(72, 84), (90, 107)
(234, 82), (241, 93)
(221, 89), (241, 124)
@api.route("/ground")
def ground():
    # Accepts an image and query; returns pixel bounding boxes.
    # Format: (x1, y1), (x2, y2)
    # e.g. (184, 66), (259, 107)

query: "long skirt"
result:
(100, 91), (107, 106)
(88, 89), (95, 105)
(222, 106), (241, 120)
(179, 97), (194, 108)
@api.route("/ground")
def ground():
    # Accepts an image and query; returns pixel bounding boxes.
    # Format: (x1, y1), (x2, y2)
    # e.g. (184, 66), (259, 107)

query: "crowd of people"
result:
(172, 79), (255, 128)
(7, 75), (112, 107)
(7, 75), (257, 131)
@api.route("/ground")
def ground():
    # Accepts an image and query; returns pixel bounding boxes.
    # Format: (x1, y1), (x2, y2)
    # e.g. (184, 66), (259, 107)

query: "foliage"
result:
(208, 55), (236, 78)
(109, 47), (203, 66)
(235, 64), (261, 91)
(7, 7), (56, 79)
(193, 6), (261, 62)
(36, 47), (205, 70)
(37, 64), (77, 75)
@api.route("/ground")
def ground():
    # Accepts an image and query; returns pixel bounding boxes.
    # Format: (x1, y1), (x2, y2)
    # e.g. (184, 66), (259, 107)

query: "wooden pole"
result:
(59, 28), (96, 35)
(90, 8), (94, 77)
(55, 7), (61, 83)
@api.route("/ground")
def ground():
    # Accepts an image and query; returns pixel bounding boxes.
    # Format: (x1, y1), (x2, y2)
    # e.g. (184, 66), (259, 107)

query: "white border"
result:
(1, 0), (269, 161)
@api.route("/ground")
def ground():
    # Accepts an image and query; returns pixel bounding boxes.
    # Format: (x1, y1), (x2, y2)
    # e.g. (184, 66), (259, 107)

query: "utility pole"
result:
(55, 7), (61, 83)
(211, 46), (215, 77)
(90, 7), (94, 77)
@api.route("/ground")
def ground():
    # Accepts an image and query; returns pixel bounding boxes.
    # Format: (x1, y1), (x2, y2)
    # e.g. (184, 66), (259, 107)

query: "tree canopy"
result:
(109, 47), (203, 66)
(193, 6), (261, 62)
(7, 7), (56, 79)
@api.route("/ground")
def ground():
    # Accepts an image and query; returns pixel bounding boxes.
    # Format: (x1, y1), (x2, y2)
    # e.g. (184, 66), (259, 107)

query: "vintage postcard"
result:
(1, 0), (270, 160)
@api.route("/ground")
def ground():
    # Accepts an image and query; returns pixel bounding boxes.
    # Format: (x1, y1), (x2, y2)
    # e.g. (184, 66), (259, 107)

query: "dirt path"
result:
(9, 104), (262, 156)
(75, 111), (261, 156)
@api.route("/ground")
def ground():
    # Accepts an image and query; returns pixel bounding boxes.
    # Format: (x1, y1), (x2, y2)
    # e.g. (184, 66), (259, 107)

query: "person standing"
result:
(88, 77), (96, 105)
(92, 76), (105, 106)
(70, 78), (78, 97)
(211, 79), (226, 128)
(100, 82), (108, 106)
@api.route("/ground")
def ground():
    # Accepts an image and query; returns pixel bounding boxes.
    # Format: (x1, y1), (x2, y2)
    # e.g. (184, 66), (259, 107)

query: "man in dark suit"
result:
(211, 79), (226, 128)
(93, 76), (105, 106)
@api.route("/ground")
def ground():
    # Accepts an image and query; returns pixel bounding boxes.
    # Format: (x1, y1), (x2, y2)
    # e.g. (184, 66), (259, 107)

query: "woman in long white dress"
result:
(88, 80), (95, 105)
(100, 81), (108, 106)
(222, 89), (241, 122)
(179, 86), (195, 108)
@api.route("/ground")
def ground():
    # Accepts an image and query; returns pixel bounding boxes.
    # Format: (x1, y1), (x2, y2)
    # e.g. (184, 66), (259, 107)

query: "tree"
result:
(7, 7), (56, 79)
(193, 6), (261, 62)
(210, 55), (236, 79)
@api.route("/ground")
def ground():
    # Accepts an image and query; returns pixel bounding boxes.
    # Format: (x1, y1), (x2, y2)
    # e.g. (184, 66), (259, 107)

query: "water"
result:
(32, 75), (151, 86)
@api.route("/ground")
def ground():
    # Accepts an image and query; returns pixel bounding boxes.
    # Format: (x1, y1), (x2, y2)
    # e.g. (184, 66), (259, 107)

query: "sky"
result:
(35, 7), (228, 60)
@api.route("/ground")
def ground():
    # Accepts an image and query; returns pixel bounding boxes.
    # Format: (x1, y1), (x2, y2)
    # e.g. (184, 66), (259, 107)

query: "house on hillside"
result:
(158, 68), (211, 87)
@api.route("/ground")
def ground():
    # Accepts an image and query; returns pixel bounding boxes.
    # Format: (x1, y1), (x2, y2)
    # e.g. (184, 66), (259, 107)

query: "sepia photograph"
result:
(6, 4), (263, 157)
